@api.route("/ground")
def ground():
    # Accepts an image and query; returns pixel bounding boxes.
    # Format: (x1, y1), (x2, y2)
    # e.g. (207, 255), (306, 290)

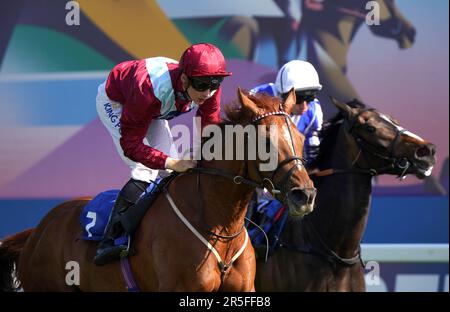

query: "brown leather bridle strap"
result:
(308, 168), (378, 177)
(190, 167), (262, 189)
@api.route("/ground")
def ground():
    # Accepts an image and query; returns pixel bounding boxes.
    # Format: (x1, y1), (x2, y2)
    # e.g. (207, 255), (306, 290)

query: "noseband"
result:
(348, 109), (410, 180)
(251, 110), (309, 199)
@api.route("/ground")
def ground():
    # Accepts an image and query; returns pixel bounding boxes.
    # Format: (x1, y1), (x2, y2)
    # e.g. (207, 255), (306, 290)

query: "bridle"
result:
(311, 108), (410, 181)
(194, 109), (312, 202)
(250, 110), (309, 200)
(348, 109), (410, 180)
(190, 109), (306, 242)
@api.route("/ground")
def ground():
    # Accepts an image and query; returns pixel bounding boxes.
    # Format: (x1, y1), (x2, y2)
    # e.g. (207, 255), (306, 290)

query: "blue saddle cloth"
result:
(80, 189), (120, 241)
(79, 181), (161, 242)
(248, 198), (289, 250)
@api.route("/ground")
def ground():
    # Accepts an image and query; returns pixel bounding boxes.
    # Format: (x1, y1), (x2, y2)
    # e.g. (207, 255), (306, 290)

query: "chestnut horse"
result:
(0, 88), (315, 292)
(254, 98), (436, 291)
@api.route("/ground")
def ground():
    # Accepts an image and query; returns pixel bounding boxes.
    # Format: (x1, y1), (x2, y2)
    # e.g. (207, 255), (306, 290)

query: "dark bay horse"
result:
(254, 98), (436, 291)
(0, 88), (315, 292)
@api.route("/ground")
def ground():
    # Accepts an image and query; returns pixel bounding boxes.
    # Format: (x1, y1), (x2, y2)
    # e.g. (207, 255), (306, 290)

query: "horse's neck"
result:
(198, 159), (253, 233)
(309, 127), (372, 258)
(310, 173), (372, 258)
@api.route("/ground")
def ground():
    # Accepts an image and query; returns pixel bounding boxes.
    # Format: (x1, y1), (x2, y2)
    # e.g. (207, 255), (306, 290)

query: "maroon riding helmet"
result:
(179, 43), (232, 77)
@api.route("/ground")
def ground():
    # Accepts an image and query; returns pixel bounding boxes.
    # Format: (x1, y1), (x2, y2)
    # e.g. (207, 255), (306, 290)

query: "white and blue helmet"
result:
(275, 60), (322, 94)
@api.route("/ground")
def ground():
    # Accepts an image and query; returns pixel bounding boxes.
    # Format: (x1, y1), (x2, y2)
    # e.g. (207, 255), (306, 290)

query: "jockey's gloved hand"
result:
(165, 158), (197, 172)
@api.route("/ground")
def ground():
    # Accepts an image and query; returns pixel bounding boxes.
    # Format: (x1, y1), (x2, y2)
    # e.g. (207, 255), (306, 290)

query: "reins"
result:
(164, 107), (306, 281)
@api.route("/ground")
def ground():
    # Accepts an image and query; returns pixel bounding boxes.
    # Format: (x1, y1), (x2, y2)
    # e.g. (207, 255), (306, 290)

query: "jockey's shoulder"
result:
(250, 83), (277, 97)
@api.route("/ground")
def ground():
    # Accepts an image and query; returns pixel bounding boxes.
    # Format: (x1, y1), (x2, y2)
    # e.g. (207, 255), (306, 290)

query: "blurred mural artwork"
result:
(0, 1), (448, 289)
(0, 0), (447, 198)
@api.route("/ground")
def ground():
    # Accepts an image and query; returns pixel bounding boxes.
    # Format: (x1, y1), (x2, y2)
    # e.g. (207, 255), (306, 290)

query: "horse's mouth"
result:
(288, 206), (313, 218)
(415, 165), (433, 179)
(408, 158), (434, 179)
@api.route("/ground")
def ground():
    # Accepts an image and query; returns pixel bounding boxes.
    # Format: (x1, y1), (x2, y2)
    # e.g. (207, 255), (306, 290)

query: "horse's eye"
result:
(365, 125), (376, 133)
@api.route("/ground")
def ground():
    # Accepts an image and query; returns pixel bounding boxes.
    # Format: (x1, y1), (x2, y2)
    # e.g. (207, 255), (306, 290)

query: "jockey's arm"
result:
(118, 89), (170, 170)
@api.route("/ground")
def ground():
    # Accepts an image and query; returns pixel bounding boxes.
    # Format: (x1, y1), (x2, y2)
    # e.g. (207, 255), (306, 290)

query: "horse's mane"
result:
(200, 91), (283, 148)
(310, 99), (367, 168)
(223, 91), (282, 124)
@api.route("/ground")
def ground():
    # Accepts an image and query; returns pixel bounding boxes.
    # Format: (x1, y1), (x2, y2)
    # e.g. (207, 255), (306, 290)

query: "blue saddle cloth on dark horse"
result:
(247, 196), (289, 258)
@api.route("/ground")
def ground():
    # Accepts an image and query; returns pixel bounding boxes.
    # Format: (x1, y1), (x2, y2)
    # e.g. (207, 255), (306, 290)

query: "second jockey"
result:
(251, 60), (323, 166)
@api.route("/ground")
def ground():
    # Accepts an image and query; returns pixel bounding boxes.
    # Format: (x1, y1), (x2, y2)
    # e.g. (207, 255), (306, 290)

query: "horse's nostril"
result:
(416, 146), (431, 158)
(290, 189), (309, 206)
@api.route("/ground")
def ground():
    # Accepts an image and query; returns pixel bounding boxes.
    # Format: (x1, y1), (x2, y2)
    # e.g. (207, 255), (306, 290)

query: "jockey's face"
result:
(292, 101), (308, 115)
(290, 89), (316, 115)
(181, 73), (220, 105)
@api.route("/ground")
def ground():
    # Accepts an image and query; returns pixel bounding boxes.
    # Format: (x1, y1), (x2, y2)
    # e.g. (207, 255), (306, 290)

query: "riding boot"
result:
(119, 177), (163, 235)
(93, 194), (133, 266)
(93, 178), (149, 266)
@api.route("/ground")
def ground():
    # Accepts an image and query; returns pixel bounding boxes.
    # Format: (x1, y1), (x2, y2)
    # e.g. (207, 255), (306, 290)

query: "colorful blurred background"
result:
(0, 0), (448, 291)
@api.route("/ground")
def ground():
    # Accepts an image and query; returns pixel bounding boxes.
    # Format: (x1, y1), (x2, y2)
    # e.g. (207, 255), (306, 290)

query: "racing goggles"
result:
(282, 89), (317, 103)
(189, 76), (224, 92)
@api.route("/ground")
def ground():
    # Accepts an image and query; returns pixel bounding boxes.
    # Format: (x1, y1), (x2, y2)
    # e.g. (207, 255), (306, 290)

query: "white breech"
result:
(96, 82), (178, 183)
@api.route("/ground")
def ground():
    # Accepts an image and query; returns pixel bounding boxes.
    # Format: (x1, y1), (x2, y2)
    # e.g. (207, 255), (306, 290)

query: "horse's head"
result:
(331, 98), (436, 180)
(232, 88), (316, 217)
(368, 0), (416, 49)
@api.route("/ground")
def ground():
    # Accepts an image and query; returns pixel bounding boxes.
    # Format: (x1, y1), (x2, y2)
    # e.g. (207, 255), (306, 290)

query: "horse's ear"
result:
(330, 96), (353, 119)
(237, 87), (259, 116)
(283, 88), (296, 114)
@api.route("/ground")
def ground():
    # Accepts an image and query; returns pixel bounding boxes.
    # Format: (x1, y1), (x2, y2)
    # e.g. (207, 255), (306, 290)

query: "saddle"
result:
(119, 173), (178, 235)
(80, 173), (178, 242)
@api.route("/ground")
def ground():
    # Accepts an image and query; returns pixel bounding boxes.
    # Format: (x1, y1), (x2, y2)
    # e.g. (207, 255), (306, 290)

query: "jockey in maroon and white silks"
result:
(94, 43), (232, 265)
